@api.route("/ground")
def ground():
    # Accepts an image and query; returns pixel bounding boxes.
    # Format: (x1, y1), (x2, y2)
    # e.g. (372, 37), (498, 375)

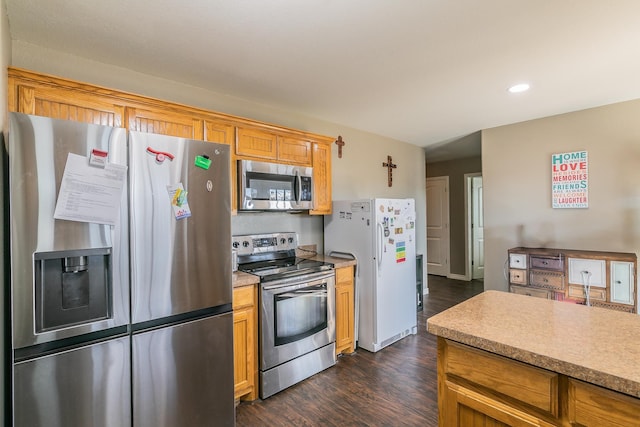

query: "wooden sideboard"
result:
(7, 67), (334, 215)
(508, 247), (637, 313)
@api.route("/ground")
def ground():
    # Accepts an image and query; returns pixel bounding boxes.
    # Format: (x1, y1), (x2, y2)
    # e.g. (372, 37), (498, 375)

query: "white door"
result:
(426, 177), (449, 276)
(472, 176), (484, 279)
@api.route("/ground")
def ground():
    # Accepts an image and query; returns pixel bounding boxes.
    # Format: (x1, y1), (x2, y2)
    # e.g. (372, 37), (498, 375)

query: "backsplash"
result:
(231, 212), (325, 254)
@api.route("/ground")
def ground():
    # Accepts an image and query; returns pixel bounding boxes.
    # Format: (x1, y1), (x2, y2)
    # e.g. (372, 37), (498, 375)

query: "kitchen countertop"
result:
(427, 290), (640, 398)
(232, 253), (357, 288)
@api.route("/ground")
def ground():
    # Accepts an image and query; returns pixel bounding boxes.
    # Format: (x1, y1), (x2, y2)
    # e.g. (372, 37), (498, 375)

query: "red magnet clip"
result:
(146, 147), (175, 163)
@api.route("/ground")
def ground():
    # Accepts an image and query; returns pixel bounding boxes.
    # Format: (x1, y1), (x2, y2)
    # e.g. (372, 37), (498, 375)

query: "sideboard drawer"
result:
(509, 269), (527, 284)
(530, 255), (564, 271)
(530, 271), (564, 290)
(568, 285), (606, 301)
(510, 284), (552, 299)
(509, 253), (527, 269)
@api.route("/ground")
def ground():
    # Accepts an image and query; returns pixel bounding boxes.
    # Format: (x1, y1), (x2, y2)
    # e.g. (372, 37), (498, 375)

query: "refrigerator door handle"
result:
(376, 222), (384, 274)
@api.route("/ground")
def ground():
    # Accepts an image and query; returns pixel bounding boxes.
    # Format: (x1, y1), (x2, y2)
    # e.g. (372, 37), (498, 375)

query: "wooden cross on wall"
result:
(335, 135), (345, 158)
(382, 155), (397, 187)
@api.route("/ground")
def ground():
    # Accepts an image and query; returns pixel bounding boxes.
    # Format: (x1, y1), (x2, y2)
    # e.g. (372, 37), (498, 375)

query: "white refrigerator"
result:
(324, 198), (417, 352)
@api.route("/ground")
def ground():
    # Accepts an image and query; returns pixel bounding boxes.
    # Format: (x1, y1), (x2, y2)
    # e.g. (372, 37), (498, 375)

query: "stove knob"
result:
(288, 237), (294, 244)
(280, 238), (286, 245)
(232, 241), (239, 249)
(242, 241), (250, 248)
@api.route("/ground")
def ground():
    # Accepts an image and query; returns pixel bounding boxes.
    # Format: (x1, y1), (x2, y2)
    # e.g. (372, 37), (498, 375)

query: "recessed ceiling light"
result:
(508, 83), (530, 93)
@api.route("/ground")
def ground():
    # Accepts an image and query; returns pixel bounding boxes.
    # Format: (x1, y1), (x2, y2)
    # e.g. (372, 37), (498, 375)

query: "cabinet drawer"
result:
(510, 284), (552, 299)
(569, 379), (640, 426)
(509, 253), (527, 269)
(233, 285), (255, 310)
(530, 271), (564, 290)
(509, 269), (527, 284)
(568, 258), (606, 287)
(567, 285), (606, 301)
(530, 255), (563, 271)
(445, 341), (559, 418)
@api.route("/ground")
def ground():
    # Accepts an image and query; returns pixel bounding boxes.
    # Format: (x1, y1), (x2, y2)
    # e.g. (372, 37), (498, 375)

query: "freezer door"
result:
(324, 199), (375, 350)
(13, 336), (130, 427)
(129, 132), (231, 323)
(132, 312), (235, 427)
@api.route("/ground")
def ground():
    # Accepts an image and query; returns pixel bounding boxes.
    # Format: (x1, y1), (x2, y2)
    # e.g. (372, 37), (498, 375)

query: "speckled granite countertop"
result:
(427, 290), (640, 398)
(232, 254), (356, 288)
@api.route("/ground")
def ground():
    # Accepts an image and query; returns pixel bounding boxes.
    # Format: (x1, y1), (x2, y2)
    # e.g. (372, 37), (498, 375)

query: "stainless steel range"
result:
(233, 232), (336, 399)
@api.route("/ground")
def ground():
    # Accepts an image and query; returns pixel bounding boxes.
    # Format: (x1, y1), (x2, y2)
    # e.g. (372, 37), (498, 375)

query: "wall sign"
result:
(551, 150), (588, 209)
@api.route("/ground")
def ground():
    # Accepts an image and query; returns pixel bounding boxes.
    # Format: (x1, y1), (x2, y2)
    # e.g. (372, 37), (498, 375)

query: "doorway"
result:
(465, 174), (484, 280)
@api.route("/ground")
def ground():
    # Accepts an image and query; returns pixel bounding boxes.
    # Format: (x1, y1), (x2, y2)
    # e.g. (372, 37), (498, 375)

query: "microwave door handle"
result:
(294, 171), (301, 203)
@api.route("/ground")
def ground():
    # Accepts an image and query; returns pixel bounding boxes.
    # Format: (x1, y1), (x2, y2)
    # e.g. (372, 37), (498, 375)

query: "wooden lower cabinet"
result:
(437, 338), (640, 427)
(335, 265), (355, 355)
(233, 285), (258, 401)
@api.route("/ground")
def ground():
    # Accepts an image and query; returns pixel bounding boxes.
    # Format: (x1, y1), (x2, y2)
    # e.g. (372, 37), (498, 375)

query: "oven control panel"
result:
(232, 232), (298, 256)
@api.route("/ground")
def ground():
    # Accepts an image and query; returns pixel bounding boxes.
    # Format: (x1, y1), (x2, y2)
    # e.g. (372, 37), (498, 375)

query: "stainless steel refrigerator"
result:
(7, 113), (234, 426)
(128, 131), (234, 427)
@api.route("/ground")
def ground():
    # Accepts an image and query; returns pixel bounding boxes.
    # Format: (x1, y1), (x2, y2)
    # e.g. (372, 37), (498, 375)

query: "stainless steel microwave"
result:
(238, 159), (314, 211)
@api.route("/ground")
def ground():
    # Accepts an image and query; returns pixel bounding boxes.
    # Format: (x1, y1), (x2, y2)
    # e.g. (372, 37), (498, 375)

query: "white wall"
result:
(482, 99), (640, 292)
(9, 41), (427, 272)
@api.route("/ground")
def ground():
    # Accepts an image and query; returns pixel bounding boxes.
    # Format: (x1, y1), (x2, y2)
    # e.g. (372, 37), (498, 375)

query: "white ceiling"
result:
(6, 0), (640, 156)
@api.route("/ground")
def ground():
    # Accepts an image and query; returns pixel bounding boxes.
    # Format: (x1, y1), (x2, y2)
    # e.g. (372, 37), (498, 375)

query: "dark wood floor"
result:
(236, 275), (484, 427)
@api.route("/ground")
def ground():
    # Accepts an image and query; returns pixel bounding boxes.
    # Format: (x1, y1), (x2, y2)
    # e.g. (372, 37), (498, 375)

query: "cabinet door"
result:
(610, 261), (635, 305)
(568, 258), (606, 287)
(236, 127), (278, 160)
(12, 83), (124, 126)
(278, 137), (312, 165)
(335, 266), (355, 355)
(310, 141), (332, 215)
(233, 285), (257, 401)
(127, 107), (204, 139)
(569, 379), (640, 426)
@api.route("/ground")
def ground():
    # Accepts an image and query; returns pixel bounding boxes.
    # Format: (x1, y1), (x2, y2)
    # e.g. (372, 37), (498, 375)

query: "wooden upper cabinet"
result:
(277, 137), (312, 166)
(8, 67), (334, 216)
(126, 107), (204, 139)
(205, 119), (234, 146)
(10, 83), (124, 126)
(205, 119), (237, 215)
(311, 141), (332, 215)
(236, 127), (278, 160)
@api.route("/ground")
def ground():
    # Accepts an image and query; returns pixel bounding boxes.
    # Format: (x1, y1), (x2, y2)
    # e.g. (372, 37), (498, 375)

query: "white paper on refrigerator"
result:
(53, 153), (127, 225)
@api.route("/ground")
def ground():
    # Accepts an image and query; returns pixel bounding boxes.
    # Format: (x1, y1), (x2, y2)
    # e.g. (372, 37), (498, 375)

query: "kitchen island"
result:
(427, 290), (640, 426)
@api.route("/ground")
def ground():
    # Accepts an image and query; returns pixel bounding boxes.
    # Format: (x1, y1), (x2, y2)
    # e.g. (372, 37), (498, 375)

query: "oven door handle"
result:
(261, 272), (335, 290)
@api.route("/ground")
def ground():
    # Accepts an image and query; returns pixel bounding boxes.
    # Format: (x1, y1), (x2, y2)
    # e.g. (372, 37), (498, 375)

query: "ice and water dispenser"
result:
(34, 247), (112, 332)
